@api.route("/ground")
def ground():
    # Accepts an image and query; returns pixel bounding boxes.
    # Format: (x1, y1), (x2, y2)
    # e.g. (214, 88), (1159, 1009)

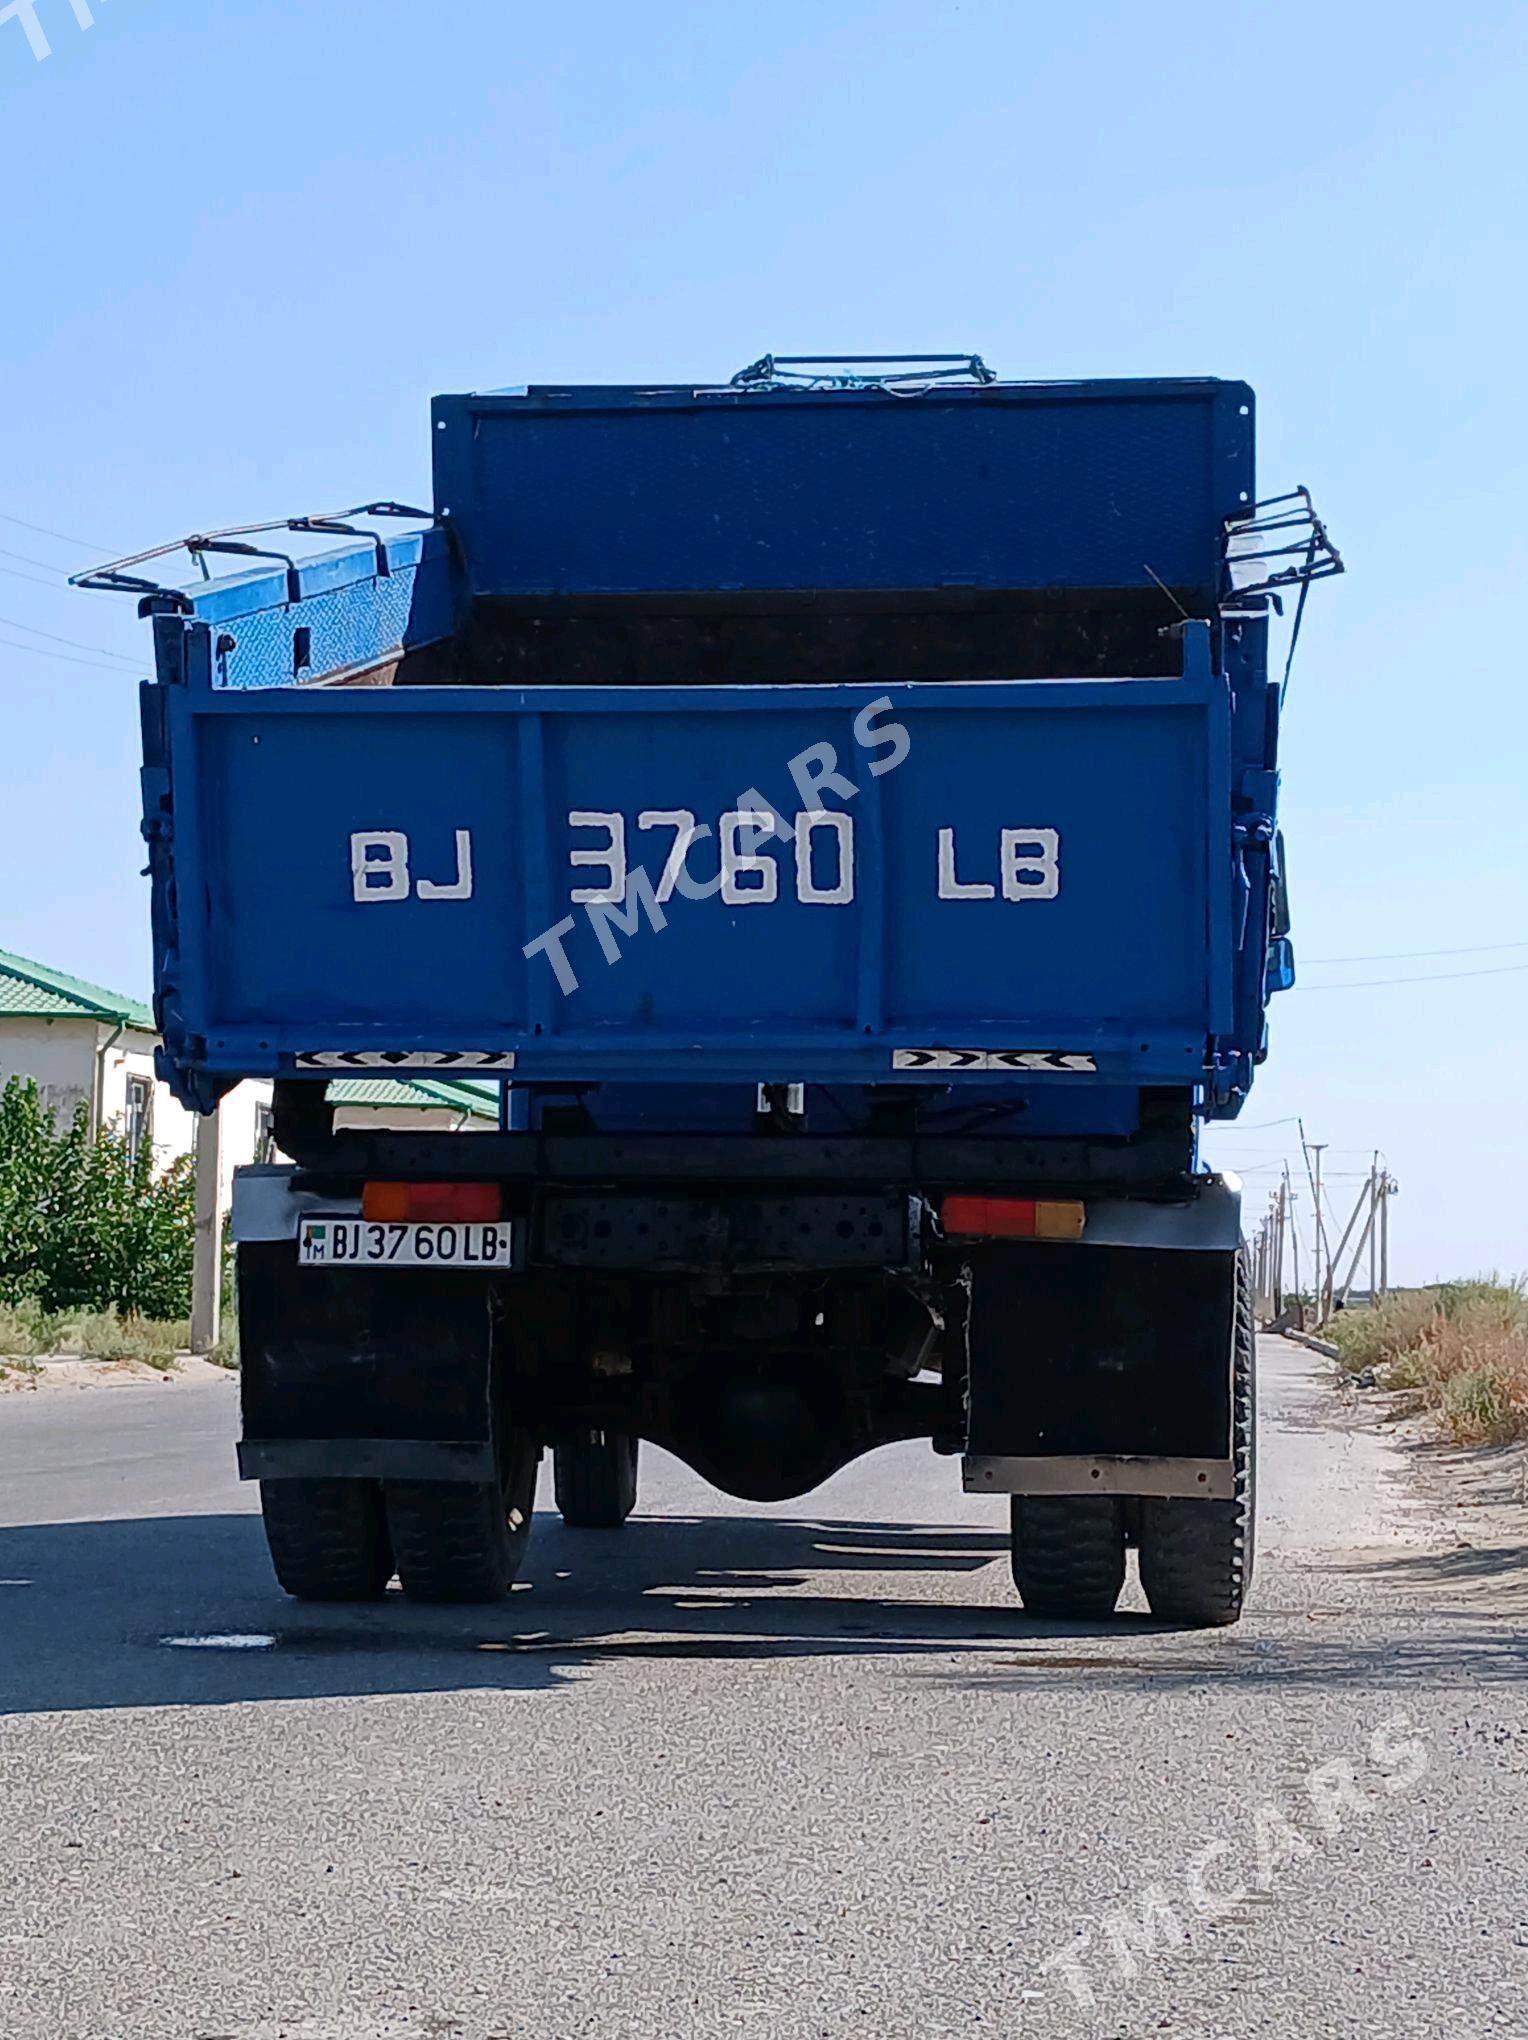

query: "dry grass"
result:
(0, 1298), (49, 1357)
(53, 1312), (187, 1369)
(0, 1302), (188, 1371)
(1332, 1276), (1528, 1446)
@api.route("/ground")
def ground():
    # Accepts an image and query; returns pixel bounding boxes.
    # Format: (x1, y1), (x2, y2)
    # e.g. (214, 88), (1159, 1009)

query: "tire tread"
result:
(1138, 1247), (1257, 1628)
(1010, 1495), (1126, 1618)
(260, 1478), (392, 1602)
(554, 1431), (639, 1529)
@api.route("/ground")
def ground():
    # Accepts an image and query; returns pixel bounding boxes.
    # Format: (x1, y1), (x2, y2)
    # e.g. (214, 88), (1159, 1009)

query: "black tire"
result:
(260, 1478), (393, 1602)
(553, 1429), (639, 1528)
(1138, 1248), (1257, 1628)
(1010, 1495), (1127, 1619)
(386, 1431), (539, 1604)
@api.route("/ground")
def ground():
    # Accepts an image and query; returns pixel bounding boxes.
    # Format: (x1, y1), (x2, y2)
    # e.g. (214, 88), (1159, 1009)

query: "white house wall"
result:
(4, 1020), (479, 1172)
(3, 1018), (271, 1187)
(331, 1105), (492, 1133)
(0, 1016), (101, 1127)
(100, 1048), (273, 1189)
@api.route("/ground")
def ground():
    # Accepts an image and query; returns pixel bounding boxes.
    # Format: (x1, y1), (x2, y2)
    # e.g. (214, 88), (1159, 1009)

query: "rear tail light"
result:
(363, 1181), (503, 1223)
(940, 1196), (1086, 1241)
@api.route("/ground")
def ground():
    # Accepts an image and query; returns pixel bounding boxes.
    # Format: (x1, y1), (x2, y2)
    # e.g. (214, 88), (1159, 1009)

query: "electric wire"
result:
(0, 510), (111, 553)
(0, 634), (144, 674)
(1299, 962), (1528, 991)
(1306, 938), (1528, 965)
(0, 614), (140, 664)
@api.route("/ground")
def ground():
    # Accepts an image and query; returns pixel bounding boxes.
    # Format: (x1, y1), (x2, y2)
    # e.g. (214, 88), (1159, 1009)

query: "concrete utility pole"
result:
(1328, 1168), (1376, 1313)
(190, 1105), (225, 1354)
(1333, 1167), (1382, 1312)
(1306, 1142), (1329, 1322)
(1378, 1172), (1397, 1297)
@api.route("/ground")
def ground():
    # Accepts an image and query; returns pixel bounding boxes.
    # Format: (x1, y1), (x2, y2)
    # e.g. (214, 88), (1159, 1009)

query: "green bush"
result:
(1329, 1291), (1438, 1374)
(0, 1076), (196, 1321)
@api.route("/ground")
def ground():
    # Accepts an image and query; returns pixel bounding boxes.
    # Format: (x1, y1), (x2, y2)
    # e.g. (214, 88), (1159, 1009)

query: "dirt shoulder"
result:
(0, 1353), (235, 1394)
(1324, 1362), (1528, 1616)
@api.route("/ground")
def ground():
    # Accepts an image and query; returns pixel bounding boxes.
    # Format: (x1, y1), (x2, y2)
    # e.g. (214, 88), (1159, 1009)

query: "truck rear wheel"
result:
(553, 1429), (640, 1528)
(1138, 1250), (1257, 1628)
(1009, 1495), (1126, 1619)
(385, 1430), (539, 1604)
(260, 1478), (393, 1602)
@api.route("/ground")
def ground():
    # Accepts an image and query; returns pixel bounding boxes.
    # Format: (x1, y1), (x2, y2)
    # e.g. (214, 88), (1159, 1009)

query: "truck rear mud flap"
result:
(960, 1239), (1241, 1499)
(236, 1243), (497, 1485)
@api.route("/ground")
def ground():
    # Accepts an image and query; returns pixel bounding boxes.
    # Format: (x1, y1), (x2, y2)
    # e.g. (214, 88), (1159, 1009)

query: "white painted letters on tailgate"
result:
(350, 829), (476, 904)
(350, 830), (410, 902)
(938, 826), (1062, 901)
(568, 811), (626, 904)
(1000, 827), (1060, 901)
(349, 815), (1062, 917)
(720, 809), (780, 905)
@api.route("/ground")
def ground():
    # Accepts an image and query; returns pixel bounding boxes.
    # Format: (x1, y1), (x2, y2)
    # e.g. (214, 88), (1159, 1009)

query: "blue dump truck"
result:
(87, 355), (1339, 1625)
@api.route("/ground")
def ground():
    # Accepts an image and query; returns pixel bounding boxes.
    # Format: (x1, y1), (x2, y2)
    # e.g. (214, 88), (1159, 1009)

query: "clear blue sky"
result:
(2, 0), (1524, 1282)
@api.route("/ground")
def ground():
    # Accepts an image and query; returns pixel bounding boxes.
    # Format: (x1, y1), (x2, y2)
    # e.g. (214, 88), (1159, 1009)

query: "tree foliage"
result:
(0, 1076), (195, 1319)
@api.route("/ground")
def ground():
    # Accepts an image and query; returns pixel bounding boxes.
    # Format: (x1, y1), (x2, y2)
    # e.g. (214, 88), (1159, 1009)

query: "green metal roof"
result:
(327, 1076), (500, 1122)
(0, 948), (154, 1030)
(0, 955), (498, 1121)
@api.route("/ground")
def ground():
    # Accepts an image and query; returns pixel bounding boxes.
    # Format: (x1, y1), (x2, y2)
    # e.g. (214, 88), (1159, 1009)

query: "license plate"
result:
(298, 1219), (514, 1269)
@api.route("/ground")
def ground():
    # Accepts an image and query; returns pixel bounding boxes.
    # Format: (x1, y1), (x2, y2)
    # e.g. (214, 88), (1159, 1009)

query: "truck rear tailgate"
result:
(143, 644), (1230, 1091)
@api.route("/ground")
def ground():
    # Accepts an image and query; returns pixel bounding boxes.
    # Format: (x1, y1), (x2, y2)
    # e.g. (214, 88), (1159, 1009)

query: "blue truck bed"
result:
(132, 373), (1281, 1121)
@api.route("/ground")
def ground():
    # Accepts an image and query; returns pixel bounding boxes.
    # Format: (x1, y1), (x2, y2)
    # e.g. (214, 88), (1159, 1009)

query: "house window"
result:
(124, 1075), (154, 1171)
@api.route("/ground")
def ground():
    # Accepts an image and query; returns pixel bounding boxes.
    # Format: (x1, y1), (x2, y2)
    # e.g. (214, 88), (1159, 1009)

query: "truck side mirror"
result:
(1269, 829), (1292, 941)
(1265, 936), (1296, 996)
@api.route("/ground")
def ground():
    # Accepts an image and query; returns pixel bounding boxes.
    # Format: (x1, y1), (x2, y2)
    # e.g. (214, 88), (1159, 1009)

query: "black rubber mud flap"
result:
(237, 1243), (495, 1480)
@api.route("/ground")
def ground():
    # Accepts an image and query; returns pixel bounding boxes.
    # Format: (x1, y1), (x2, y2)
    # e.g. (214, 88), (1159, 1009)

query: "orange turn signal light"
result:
(940, 1195), (1086, 1241)
(362, 1181), (502, 1223)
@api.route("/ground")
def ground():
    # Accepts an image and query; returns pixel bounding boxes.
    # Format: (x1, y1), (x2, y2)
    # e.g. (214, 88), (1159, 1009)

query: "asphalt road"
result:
(0, 1341), (1524, 2039)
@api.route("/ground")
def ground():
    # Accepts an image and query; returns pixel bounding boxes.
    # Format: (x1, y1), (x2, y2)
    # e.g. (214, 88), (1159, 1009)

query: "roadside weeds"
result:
(0, 1298), (239, 1382)
(1330, 1277), (1528, 1449)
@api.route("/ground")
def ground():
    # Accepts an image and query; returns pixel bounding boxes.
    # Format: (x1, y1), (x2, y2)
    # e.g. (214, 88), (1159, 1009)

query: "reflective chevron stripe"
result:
(295, 1051), (518, 1071)
(891, 1049), (1097, 1073)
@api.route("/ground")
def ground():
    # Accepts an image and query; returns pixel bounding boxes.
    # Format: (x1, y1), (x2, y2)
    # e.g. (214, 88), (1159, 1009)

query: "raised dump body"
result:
(108, 361), (1337, 1626)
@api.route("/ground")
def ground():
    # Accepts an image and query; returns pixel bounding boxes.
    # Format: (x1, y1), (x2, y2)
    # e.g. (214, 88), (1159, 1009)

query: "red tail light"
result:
(941, 1196), (1085, 1241)
(363, 1181), (502, 1223)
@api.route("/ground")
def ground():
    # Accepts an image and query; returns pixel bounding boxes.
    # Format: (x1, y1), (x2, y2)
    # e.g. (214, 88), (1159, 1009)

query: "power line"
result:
(0, 543), (70, 575)
(0, 614), (139, 665)
(0, 633), (142, 675)
(0, 562), (71, 592)
(0, 509), (111, 554)
(1306, 938), (1528, 964)
(1299, 962), (1528, 991)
